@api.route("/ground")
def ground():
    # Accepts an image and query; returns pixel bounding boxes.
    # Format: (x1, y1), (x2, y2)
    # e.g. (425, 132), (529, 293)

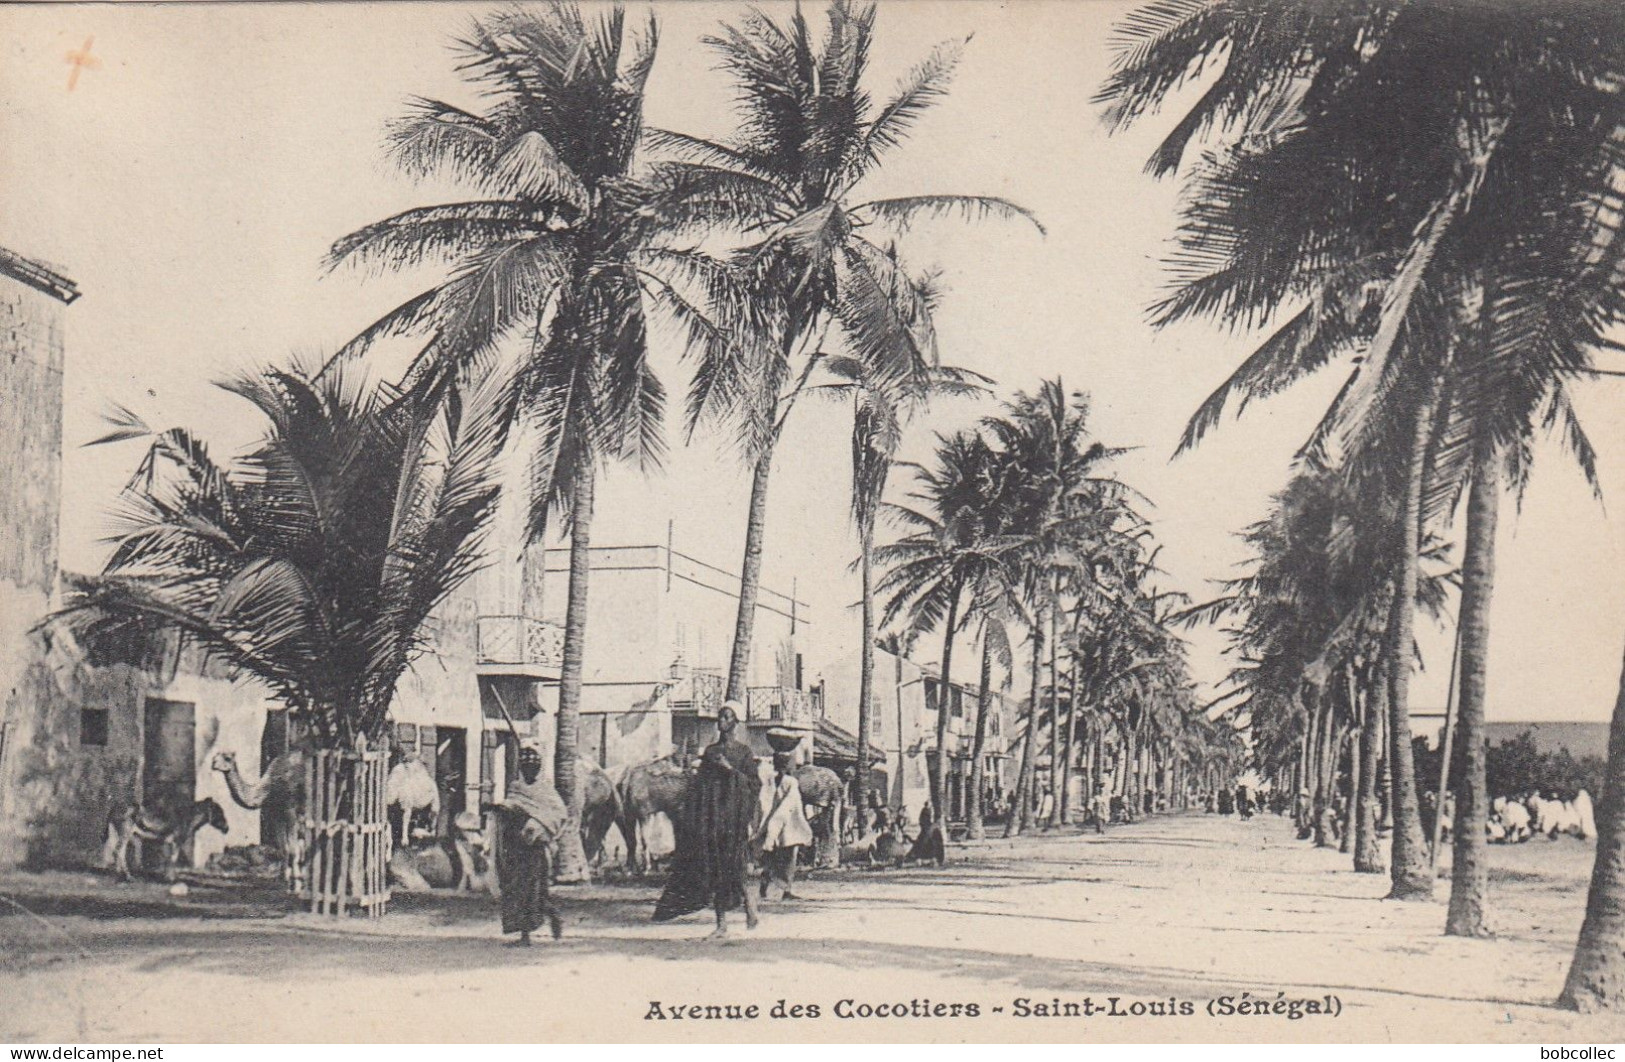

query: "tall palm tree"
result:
(61, 362), (506, 751)
(653, 0), (1041, 704)
(818, 348), (987, 829)
(965, 602), (1017, 839)
(326, 6), (710, 879)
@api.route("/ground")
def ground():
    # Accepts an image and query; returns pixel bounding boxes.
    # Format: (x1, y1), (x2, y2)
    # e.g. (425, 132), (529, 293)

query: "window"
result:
(80, 708), (109, 747)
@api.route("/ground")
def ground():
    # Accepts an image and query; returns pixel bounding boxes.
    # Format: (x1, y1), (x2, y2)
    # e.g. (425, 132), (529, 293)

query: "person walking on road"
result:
(653, 703), (762, 938)
(493, 743), (567, 947)
(757, 752), (814, 901)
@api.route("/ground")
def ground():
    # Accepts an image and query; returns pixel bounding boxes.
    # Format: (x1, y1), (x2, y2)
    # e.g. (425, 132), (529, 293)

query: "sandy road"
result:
(3, 811), (1623, 1042)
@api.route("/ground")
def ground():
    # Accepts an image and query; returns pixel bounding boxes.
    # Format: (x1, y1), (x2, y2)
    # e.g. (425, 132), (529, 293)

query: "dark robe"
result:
(909, 804), (946, 865)
(495, 779), (567, 936)
(653, 736), (759, 922)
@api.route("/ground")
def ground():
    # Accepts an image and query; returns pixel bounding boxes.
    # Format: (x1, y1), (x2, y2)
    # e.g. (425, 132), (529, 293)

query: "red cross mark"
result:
(65, 36), (101, 91)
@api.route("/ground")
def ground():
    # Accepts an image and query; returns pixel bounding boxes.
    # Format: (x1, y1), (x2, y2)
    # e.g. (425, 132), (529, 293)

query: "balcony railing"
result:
(745, 685), (821, 727)
(670, 669), (725, 716)
(476, 615), (564, 669)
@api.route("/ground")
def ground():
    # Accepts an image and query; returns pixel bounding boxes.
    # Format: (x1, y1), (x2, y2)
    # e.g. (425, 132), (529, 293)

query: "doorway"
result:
(435, 725), (467, 830)
(142, 699), (195, 869)
(143, 699), (195, 814)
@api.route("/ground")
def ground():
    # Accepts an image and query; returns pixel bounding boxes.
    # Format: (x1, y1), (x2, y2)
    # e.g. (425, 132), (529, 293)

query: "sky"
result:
(2, 0), (1623, 724)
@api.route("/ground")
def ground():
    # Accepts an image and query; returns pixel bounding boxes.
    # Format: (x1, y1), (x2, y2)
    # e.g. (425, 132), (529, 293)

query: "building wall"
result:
(822, 647), (932, 818)
(535, 541), (808, 769)
(0, 609), (277, 871)
(0, 278), (63, 593)
(390, 585), (493, 806)
(0, 614), (143, 869)
(822, 646), (1015, 821)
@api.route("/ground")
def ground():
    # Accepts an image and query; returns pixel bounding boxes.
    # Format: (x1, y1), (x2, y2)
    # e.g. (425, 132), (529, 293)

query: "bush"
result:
(1413, 730), (1605, 801)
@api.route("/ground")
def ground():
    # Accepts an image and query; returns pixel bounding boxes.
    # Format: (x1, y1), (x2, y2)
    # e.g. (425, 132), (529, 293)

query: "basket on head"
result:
(764, 727), (801, 754)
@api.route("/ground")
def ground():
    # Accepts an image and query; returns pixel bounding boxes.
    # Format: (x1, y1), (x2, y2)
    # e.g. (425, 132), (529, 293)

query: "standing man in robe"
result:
(653, 703), (762, 938)
(493, 743), (566, 946)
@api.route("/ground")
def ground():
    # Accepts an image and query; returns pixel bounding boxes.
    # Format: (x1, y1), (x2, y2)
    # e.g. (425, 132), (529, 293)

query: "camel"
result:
(615, 755), (844, 873)
(616, 753), (692, 874)
(578, 758), (623, 864)
(102, 798), (228, 882)
(211, 749), (303, 858)
(793, 764), (844, 869)
(389, 811), (495, 893)
(212, 747), (440, 854)
(386, 754), (441, 846)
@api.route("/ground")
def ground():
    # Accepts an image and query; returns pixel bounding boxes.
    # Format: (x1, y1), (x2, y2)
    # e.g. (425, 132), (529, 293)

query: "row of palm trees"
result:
(875, 381), (1243, 837)
(1101, 0), (1625, 1011)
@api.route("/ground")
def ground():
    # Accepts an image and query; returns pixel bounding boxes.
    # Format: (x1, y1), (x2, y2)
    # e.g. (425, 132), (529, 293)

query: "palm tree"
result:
(326, 6), (705, 879)
(965, 603), (1017, 839)
(653, 0), (1041, 704)
(61, 362), (505, 752)
(818, 348), (987, 830)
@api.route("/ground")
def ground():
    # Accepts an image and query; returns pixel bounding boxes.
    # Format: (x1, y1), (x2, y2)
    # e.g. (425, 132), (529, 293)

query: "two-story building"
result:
(822, 644), (1017, 823)
(533, 531), (818, 770)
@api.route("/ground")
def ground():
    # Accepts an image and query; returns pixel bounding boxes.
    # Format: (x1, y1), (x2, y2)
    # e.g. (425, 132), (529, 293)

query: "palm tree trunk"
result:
(1300, 708), (1313, 837)
(1059, 664), (1078, 824)
(967, 634), (993, 841)
(1007, 616), (1043, 838)
(1343, 721), (1359, 855)
(1079, 719), (1094, 819)
(1446, 433), (1500, 936)
(1559, 639), (1625, 1010)
(932, 580), (963, 821)
(1318, 722), (1345, 849)
(1093, 727), (1105, 818)
(1312, 699), (1331, 846)
(1355, 667), (1385, 872)
(856, 518), (876, 834)
(1378, 691), (1394, 832)
(1045, 596), (1060, 827)
(726, 445), (775, 704)
(1385, 378), (1442, 901)
(553, 460), (594, 883)
(1125, 724), (1140, 820)
(1298, 711), (1317, 836)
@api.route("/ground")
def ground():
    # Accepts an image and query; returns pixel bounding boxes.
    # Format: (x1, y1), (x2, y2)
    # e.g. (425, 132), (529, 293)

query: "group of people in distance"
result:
(491, 701), (826, 944)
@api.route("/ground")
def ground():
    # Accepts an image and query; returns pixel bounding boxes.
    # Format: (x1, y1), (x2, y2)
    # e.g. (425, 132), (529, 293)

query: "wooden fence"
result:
(296, 747), (390, 917)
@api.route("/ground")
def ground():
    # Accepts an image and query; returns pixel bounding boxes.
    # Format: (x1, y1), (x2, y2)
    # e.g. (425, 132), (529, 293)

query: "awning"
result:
(813, 717), (887, 768)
